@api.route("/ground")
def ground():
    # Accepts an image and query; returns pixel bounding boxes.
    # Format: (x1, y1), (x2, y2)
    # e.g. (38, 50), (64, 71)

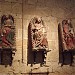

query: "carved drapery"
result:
(59, 20), (75, 51)
(29, 17), (48, 51)
(28, 17), (49, 65)
(0, 15), (15, 48)
(58, 19), (75, 66)
(0, 15), (16, 66)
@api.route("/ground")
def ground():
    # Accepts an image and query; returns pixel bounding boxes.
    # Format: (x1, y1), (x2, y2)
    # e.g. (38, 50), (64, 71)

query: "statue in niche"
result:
(62, 20), (75, 50)
(0, 15), (15, 66)
(29, 17), (48, 51)
(28, 17), (49, 65)
(58, 19), (75, 66)
(0, 15), (15, 48)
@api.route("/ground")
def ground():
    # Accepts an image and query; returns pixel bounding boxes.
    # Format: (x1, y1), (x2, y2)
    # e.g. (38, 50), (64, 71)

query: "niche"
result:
(58, 19), (75, 66)
(27, 17), (49, 66)
(0, 15), (16, 66)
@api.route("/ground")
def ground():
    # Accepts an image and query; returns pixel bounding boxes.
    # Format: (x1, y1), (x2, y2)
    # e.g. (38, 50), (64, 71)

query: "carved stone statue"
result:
(29, 17), (48, 51)
(0, 15), (15, 48)
(0, 15), (15, 66)
(58, 19), (75, 66)
(59, 19), (75, 51)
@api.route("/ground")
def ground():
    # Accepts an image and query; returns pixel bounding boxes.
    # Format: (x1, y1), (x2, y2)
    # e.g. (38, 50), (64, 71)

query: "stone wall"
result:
(0, 0), (75, 75)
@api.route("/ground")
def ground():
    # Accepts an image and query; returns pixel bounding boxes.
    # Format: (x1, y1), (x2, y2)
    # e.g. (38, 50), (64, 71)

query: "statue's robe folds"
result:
(29, 17), (48, 51)
(59, 21), (75, 51)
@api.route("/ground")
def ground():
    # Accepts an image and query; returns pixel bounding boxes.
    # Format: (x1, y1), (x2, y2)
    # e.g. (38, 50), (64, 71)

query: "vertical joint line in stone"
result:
(22, 0), (24, 63)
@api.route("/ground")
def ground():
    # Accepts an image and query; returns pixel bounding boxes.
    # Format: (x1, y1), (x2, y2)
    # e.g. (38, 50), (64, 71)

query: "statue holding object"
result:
(59, 20), (75, 51)
(29, 17), (48, 51)
(58, 19), (75, 66)
(0, 15), (15, 49)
